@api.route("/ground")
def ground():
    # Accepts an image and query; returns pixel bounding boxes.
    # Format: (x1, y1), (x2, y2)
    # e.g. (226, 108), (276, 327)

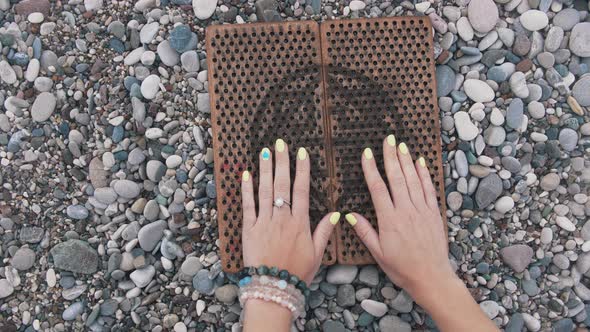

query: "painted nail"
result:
(276, 139), (286, 152)
(399, 142), (409, 155)
(345, 213), (357, 226)
(261, 148), (271, 160)
(329, 212), (341, 225)
(242, 170), (250, 181)
(298, 147), (307, 160)
(363, 148), (373, 160)
(418, 157), (426, 168)
(386, 134), (396, 147)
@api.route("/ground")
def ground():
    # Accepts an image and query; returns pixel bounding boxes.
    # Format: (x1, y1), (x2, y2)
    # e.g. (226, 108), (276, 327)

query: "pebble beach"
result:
(1, 0), (590, 331)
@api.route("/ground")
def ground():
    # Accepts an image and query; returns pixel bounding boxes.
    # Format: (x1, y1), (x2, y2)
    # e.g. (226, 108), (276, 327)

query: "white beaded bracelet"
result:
(238, 275), (306, 319)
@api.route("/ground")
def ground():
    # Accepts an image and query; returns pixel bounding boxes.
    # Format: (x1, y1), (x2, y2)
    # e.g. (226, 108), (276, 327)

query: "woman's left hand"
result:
(241, 139), (339, 284)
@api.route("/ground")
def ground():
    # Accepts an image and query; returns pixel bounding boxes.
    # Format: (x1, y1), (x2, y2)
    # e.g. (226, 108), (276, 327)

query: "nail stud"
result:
(261, 148), (271, 160)
(345, 214), (357, 226)
(330, 212), (341, 225)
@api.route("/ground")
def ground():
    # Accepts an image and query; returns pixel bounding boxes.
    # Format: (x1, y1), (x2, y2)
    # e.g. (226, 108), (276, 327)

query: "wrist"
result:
(406, 270), (463, 309)
(243, 299), (293, 331)
(245, 298), (294, 318)
(412, 273), (473, 315)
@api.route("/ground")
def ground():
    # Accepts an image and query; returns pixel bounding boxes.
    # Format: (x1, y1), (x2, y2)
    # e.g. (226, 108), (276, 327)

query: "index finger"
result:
(361, 147), (395, 222)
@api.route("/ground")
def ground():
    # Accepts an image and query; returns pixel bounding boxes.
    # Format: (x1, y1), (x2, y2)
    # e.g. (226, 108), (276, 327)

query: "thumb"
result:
(312, 212), (340, 260)
(345, 213), (383, 259)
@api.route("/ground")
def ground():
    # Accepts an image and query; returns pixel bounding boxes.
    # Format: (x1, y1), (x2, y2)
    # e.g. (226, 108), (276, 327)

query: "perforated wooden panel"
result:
(207, 22), (337, 272)
(207, 17), (445, 272)
(321, 18), (445, 264)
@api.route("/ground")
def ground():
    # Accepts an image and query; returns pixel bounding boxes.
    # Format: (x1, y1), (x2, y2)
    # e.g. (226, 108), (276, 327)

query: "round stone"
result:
(360, 299), (388, 317)
(180, 257), (203, 277)
(483, 126), (506, 146)
(192, 0), (216, 20)
(62, 301), (85, 321)
(66, 205), (89, 219)
(113, 180), (141, 198)
(463, 79), (494, 103)
(480, 300), (500, 319)
(540, 227), (553, 244)
(467, 0), (498, 33)
(193, 269), (215, 294)
(540, 173), (560, 191)
(326, 265), (358, 284)
(181, 51), (200, 72)
(519, 10), (548, 31)
(500, 244), (533, 273)
(31, 92), (56, 122)
(12, 247), (35, 271)
(0, 279), (14, 298)
(170, 25), (197, 53)
(140, 22), (159, 44)
(559, 128), (578, 151)
(436, 65), (455, 97)
(553, 8), (580, 31)
(28, 12), (44, 23)
(527, 101), (545, 119)
(141, 75), (160, 100)
(130, 265), (155, 288)
(495, 196), (515, 214)
(570, 23), (590, 57)
(157, 40), (180, 67)
(572, 75), (590, 107)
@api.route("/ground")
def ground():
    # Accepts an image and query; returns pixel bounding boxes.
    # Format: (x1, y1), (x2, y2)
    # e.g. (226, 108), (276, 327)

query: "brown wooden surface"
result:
(207, 17), (446, 272)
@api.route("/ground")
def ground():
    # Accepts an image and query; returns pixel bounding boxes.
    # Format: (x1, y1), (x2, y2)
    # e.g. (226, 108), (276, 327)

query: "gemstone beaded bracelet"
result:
(236, 265), (311, 298)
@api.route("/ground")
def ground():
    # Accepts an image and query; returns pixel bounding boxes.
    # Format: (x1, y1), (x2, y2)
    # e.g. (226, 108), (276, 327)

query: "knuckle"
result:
(356, 226), (371, 242)
(292, 187), (309, 198)
(390, 175), (406, 188)
(368, 180), (389, 196)
(275, 183), (291, 194)
(258, 188), (273, 200)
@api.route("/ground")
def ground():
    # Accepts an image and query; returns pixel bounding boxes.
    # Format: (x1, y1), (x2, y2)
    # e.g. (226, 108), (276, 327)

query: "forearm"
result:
(413, 275), (499, 332)
(242, 299), (292, 332)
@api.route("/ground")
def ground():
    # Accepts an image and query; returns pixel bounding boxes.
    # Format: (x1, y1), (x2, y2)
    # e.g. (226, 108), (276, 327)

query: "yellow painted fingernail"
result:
(276, 139), (285, 152)
(399, 142), (409, 155)
(329, 212), (341, 225)
(298, 147), (307, 160)
(242, 170), (250, 181)
(345, 213), (357, 226)
(363, 148), (373, 160)
(386, 134), (396, 147)
(261, 148), (271, 160)
(418, 157), (426, 168)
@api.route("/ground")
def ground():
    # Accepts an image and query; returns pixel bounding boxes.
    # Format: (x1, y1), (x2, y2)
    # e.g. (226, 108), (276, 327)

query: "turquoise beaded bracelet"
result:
(237, 265), (310, 298)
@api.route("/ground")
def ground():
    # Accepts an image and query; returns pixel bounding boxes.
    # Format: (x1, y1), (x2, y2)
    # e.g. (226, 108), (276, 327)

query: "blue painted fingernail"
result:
(261, 148), (270, 160)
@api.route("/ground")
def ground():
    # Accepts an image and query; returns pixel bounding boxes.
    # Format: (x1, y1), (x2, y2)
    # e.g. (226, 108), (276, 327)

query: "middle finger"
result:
(273, 138), (291, 215)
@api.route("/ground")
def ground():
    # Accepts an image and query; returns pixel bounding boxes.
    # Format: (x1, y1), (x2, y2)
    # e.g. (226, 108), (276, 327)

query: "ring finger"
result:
(273, 138), (291, 216)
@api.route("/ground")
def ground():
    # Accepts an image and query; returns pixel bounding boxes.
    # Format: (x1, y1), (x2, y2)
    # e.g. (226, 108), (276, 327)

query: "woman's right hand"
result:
(345, 135), (455, 302)
(347, 135), (499, 332)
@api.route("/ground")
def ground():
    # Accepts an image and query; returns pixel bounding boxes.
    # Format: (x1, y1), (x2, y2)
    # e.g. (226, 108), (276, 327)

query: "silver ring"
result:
(273, 197), (290, 208)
